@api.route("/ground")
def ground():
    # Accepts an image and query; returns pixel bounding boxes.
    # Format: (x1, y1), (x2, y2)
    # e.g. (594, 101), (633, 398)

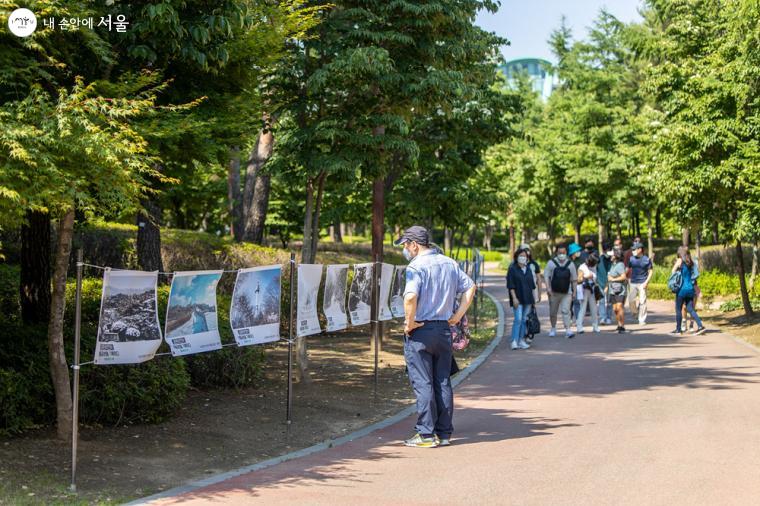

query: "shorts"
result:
(608, 293), (626, 304)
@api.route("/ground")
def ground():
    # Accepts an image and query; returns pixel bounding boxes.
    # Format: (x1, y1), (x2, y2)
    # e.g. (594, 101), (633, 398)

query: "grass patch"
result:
(0, 469), (129, 505)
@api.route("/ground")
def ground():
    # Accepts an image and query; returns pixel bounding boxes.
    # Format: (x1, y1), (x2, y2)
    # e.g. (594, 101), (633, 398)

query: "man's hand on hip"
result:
(404, 320), (424, 335)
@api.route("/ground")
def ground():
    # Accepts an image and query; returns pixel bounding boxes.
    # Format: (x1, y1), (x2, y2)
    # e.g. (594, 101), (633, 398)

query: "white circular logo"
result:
(8, 8), (37, 37)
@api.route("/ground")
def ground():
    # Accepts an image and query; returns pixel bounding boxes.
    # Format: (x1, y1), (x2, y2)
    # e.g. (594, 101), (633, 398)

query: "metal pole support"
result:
(286, 253), (295, 427)
(70, 249), (83, 492)
(372, 254), (380, 397)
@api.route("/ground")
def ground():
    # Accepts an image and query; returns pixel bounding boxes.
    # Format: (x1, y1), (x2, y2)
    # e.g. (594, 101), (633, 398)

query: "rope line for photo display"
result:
(74, 260), (402, 370)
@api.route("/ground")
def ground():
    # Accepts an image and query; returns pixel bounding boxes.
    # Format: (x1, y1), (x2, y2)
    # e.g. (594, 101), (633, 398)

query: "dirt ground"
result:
(700, 308), (760, 347)
(0, 308), (498, 506)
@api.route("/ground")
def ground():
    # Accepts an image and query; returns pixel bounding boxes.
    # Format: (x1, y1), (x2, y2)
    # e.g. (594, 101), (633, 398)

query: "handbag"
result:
(593, 284), (604, 301)
(526, 305), (541, 337)
(450, 309), (471, 351)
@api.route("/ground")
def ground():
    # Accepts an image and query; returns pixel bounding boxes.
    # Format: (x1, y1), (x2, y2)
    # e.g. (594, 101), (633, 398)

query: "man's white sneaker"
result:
(518, 340), (531, 349)
(511, 342), (519, 350)
(566, 331), (575, 339)
(549, 328), (557, 337)
(593, 326), (600, 333)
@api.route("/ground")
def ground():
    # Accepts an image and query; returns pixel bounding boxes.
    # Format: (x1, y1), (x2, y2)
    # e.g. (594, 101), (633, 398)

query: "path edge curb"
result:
(126, 289), (505, 505)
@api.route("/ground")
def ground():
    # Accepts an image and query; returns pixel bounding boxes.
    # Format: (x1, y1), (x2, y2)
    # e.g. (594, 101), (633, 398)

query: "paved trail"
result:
(143, 269), (760, 506)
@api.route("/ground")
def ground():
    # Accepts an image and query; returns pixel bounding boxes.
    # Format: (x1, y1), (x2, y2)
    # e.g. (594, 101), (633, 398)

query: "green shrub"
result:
(719, 298), (760, 312)
(183, 293), (267, 389)
(0, 264), (20, 324)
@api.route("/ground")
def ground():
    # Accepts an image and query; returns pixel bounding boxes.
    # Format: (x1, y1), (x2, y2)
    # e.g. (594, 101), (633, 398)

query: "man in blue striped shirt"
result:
(395, 226), (477, 448)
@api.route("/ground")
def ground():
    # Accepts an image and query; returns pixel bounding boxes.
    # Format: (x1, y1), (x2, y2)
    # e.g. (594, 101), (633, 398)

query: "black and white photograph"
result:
(378, 263), (394, 321)
(297, 264), (323, 337)
(165, 270), (223, 356)
(230, 265), (281, 346)
(348, 263), (373, 326)
(323, 264), (349, 332)
(390, 265), (406, 318)
(94, 269), (162, 365)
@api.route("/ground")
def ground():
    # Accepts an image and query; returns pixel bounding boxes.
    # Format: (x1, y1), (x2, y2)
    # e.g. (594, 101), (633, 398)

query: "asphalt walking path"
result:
(140, 266), (760, 505)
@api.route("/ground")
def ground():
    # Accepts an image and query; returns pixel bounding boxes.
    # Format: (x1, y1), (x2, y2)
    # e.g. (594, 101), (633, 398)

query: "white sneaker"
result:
(604, 319), (612, 325)
(593, 326), (600, 333)
(549, 328), (556, 337)
(518, 340), (531, 349)
(511, 342), (519, 350)
(566, 330), (575, 339)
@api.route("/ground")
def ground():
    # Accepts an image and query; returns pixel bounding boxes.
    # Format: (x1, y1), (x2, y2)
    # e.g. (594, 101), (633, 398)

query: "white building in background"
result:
(499, 58), (558, 101)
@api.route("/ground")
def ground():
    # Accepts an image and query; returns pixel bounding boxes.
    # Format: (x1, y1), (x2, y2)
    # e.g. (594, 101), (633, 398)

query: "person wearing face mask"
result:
(395, 226), (476, 448)
(627, 241), (653, 325)
(567, 242), (584, 322)
(597, 242), (613, 325)
(580, 239), (597, 263)
(507, 247), (536, 350)
(576, 253), (600, 333)
(607, 250), (628, 333)
(544, 245), (577, 338)
(519, 243), (543, 305)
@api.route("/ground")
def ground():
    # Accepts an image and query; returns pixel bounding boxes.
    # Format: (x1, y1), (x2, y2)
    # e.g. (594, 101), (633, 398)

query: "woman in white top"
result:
(577, 254), (600, 333)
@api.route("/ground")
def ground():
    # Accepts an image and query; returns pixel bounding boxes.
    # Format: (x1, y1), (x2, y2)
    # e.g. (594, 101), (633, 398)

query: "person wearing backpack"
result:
(507, 247), (536, 350)
(544, 245), (577, 338)
(596, 243), (612, 325)
(670, 246), (706, 335)
(576, 253), (601, 334)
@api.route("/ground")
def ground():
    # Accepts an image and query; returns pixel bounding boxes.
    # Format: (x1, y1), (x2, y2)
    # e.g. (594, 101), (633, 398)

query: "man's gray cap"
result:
(394, 225), (430, 247)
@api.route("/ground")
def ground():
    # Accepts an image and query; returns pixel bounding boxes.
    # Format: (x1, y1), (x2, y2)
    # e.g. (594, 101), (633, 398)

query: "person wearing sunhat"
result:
(568, 242), (583, 324)
(394, 225), (477, 448)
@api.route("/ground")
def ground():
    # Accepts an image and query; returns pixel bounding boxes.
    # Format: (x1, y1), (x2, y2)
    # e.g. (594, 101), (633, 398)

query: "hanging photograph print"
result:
(94, 269), (162, 365)
(230, 265), (281, 346)
(323, 264), (349, 332)
(349, 263), (373, 326)
(390, 266), (406, 318)
(378, 263), (394, 321)
(165, 270), (223, 356)
(297, 264), (323, 337)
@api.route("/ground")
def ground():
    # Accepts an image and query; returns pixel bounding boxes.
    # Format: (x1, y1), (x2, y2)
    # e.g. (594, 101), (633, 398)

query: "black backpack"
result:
(550, 259), (572, 294)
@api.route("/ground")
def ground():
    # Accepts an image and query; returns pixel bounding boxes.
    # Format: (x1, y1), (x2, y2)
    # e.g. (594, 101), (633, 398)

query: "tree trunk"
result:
(646, 209), (654, 261)
(681, 227), (690, 247)
(49, 209), (75, 440)
(243, 124), (274, 242)
(735, 240), (754, 316)
(597, 211), (605, 252)
(655, 207), (662, 238)
(695, 229), (702, 261)
(309, 172), (326, 257)
(372, 177), (385, 262)
(227, 146), (243, 241)
(444, 227), (453, 255)
(634, 211), (641, 238)
(249, 172), (271, 244)
(750, 242), (758, 292)
(483, 223), (493, 251)
(136, 197), (164, 272)
(301, 177), (316, 264)
(508, 224), (516, 256)
(712, 220), (719, 244)
(615, 215), (622, 240)
(20, 209), (52, 324)
(333, 220), (343, 243)
(574, 218), (582, 245)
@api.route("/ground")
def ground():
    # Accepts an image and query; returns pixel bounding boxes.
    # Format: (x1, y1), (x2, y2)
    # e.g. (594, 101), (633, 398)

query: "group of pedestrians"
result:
(392, 224), (708, 450)
(507, 237), (707, 348)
